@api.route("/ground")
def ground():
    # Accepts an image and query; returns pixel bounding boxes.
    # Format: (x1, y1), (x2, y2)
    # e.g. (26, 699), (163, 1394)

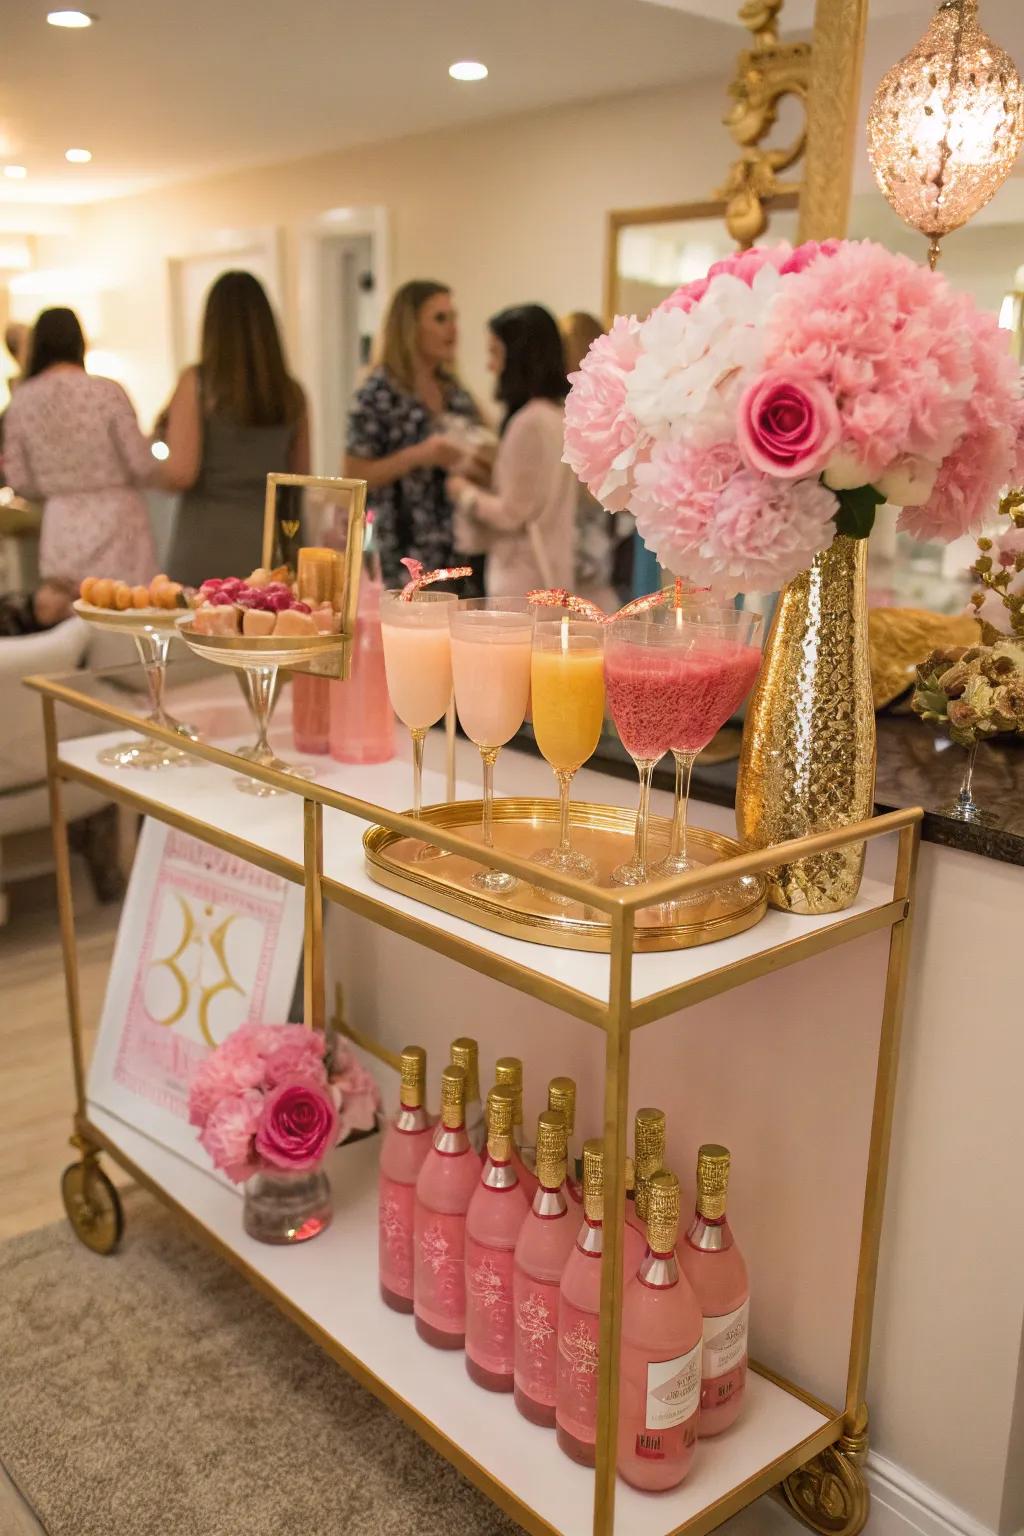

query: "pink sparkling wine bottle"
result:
(494, 1056), (538, 1201)
(679, 1144), (749, 1436)
(451, 1036), (486, 1158)
(627, 1106), (666, 1276)
(465, 1086), (530, 1392)
(378, 1045), (434, 1313)
(513, 1110), (579, 1427)
(556, 1139), (606, 1466)
(413, 1064), (481, 1349)
(548, 1076), (581, 1204)
(617, 1171), (704, 1491)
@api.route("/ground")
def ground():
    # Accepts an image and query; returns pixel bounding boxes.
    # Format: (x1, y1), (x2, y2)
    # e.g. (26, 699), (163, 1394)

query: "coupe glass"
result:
(651, 606), (763, 899)
(449, 597), (534, 894)
(530, 618), (605, 896)
(603, 618), (682, 886)
(381, 589), (457, 821)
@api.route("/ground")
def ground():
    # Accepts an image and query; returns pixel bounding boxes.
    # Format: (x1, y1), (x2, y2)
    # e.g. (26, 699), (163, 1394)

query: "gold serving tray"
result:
(73, 599), (189, 631)
(364, 798), (767, 952)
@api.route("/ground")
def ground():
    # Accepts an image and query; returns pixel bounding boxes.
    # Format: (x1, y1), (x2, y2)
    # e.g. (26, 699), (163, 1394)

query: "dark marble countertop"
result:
(511, 716), (1024, 869)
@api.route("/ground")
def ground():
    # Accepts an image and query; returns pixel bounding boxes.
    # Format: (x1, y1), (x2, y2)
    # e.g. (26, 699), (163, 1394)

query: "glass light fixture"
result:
(47, 10), (95, 25)
(866, 0), (1024, 269)
(448, 61), (488, 81)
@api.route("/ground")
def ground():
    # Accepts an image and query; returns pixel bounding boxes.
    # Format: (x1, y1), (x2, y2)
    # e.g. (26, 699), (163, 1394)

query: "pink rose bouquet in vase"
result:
(188, 1024), (381, 1244)
(565, 240), (1024, 913)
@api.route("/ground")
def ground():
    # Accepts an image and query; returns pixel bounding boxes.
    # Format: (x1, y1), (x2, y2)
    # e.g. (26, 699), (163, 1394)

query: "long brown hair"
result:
(372, 279), (463, 395)
(199, 271), (303, 427)
(26, 307), (86, 378)
(559, 311), (604, 374)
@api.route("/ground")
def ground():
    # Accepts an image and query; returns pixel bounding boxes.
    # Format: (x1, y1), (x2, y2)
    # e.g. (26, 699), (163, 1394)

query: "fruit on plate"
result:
(79, 573), (186, 610)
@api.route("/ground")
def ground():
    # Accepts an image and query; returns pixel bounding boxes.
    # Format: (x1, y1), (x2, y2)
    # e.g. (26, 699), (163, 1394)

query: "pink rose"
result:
(255, 1077), (339, 1172)
(262, 1025), (328, 1089)
(737, 371), (840, 479)
(328, 1047), (382, 1143)
(199, 1088), (263, 1183)
(188, 1048), (264, 1129)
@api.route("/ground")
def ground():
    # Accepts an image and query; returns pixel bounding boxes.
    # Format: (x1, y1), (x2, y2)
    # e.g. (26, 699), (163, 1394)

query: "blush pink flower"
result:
(631, 439), (741, 582)
(219, 1023), (284, 1061)
(737, 371), (840, 479)
(255, 1077), (339, 1172)
(328, 1046), (382, 1143)
(898, 427), (1010, 541)
(701, 472), (839, 593)
(199, 1088), (263, 1183)
(188, 1048), (264, 1129)
(563, 315), (645, 510)
(262, 1025), (328, 1090)
(657, 240), (838, 314)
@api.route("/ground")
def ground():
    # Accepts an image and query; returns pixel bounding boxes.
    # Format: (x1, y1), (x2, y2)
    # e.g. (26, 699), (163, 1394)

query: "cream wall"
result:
(54, 78), (732, 455)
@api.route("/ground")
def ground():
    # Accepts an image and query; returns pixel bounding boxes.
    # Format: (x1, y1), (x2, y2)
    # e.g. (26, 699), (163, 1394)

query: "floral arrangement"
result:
(188, 1023), (380, 1184)
(564, 240), (1024, 593)
(913, 488), (1024, 746)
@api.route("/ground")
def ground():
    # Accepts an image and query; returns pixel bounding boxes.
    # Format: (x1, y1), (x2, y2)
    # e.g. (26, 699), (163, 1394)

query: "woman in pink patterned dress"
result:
(2, 308), (157, 585)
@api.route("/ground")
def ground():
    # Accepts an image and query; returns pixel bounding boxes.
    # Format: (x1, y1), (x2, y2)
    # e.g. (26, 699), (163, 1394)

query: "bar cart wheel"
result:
(61, 1138), (124, 1255)
(778, 1408), (870, 1536)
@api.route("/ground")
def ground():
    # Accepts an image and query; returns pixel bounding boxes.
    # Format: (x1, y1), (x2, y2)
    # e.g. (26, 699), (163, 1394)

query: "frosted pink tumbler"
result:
(329, 576), (395, 764)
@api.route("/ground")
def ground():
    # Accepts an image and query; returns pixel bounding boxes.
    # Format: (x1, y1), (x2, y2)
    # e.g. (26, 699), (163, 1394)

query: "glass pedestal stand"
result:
(71, 601), (197, 771)
(234, 662), (315, 797)
(941, 741), (996, 825)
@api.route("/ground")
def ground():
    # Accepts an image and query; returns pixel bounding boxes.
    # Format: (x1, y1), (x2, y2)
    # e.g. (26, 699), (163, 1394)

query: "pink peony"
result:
(631, 439), (740, 581)
(218, 1022), (284, 1060)
(255, 1077), (339, 1172)
(737, 371), (840, 479)
(701, 472), (839, 593)
(262, 1025), (328, 1090)
(199, 1088), (263, 1183)
(658, 240), (838, 314)
(328, 1046), (382, 1142)
(563, 315), (645, 510)
(898, 426), (1010, 541)
(188, 1047), (264, 1129)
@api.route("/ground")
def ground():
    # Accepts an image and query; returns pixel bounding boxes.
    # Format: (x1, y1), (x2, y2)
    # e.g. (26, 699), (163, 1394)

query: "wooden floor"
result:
(1, 866), (122, 1241)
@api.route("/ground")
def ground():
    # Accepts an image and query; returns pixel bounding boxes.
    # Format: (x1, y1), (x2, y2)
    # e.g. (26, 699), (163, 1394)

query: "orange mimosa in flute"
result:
(530, 617), (605, 889)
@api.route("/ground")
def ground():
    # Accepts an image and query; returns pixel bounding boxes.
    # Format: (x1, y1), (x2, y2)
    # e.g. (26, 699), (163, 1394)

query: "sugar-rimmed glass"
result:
(530, 617), (605, 896)
(449, 597), (534, 894)
(380, 589), (457, 826)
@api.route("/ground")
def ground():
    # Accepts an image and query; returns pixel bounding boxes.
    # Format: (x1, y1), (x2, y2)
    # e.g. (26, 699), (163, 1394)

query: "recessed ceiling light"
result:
(3, 165), (28, 180)
(448, 60), (488, 82)
(65, 147), (92, 164)
(47, 10), (96, 26)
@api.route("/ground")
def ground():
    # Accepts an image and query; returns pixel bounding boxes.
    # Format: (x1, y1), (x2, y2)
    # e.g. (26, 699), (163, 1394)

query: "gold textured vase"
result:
(736, 534), (876, 914)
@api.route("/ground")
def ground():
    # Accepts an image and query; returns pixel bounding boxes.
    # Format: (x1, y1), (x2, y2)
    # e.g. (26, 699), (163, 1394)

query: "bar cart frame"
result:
(28, 653), (920, 1536)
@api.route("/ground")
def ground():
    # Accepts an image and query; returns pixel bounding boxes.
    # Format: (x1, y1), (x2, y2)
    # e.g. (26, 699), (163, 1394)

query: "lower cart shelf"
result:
(86, 1105), (842, 1536)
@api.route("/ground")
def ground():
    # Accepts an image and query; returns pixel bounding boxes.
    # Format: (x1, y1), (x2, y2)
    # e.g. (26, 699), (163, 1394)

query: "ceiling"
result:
(1, 0), (737, 207)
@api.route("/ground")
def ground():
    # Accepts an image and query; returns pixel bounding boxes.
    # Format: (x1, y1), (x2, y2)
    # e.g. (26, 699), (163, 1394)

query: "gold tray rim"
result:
(73, 600), (190, 631)
(178, 621), (346, 669)
(363, 798), (767, 953)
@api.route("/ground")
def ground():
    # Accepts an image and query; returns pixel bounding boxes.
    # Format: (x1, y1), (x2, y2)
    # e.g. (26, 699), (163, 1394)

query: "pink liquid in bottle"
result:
(678, 1145), (749, 1435)
(617, 1172), (703, 1491)
(329, 524), (395, 764)
(513, 1111), (578, 1427)
(465, 1088), (530, 1392)
(413, 1065), (481, 1350)
(556, 1139), (605, 1466)
(292, 674), (331, 755)
(378, 1046), (434, 1314)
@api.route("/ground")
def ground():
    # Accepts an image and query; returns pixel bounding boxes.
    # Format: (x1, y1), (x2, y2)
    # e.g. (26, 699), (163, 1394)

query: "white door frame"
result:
(297, 205), (390, 475)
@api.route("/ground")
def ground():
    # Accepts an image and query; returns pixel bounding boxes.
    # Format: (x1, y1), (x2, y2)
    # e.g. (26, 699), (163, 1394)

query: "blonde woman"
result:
(344, 280), (480, 586)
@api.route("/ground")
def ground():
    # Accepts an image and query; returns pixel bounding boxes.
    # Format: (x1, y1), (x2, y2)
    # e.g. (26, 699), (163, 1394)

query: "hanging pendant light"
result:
(866, 0), (1024, 268)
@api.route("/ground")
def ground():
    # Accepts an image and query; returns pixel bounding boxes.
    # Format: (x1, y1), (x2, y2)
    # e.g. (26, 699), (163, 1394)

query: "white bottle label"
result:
(645, 1339), (702, 1430)
(703, 1298), (749, 1379)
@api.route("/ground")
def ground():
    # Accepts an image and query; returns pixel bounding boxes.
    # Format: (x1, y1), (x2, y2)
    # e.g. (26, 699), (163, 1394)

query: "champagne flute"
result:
(651, 607), (763, 899)
(449, 597), (534, 894)
(530, 617), (605, 898)
(603, 618), (680, 886)
(380, 589), (457, 836)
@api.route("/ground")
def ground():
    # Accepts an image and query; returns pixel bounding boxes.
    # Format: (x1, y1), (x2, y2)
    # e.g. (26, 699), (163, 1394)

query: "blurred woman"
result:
(345, 280), (480, 586)
(159, 270), (309, 585)
(448, 304), (575, 596)
(2, 307), (156, 585)
(560, 310), (621, 613)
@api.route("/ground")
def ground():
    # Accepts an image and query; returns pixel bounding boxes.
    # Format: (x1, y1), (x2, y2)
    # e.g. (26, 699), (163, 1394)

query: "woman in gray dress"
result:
(158, 271), (309, 584)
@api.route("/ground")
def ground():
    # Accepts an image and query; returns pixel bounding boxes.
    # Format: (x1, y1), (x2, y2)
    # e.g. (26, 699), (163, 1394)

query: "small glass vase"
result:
(243, 1166), (332, 1245)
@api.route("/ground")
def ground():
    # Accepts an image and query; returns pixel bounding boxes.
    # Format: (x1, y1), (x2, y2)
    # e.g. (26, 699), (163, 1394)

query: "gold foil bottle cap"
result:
(439, 1064), (467, 1130)
(486, 1086), (515, 1162)
(494, 1057), (524, 1127)
(696, 1143), (731, 1221)
(399, 1045), (426, 1109)
(450, 1038), (481, 1104)
(624, 1155), (636, 1197)
(547, 1076), (576, 1139)
(535, 1110), (568, 1190)
(646, 1170), (681, 1254)
(582, 1138), (604, 1223)
(633, 1107), (666, 1222)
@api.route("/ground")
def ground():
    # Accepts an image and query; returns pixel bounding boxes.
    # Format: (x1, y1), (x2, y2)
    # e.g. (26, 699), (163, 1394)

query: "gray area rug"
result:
(0, 1191), (523, 1536)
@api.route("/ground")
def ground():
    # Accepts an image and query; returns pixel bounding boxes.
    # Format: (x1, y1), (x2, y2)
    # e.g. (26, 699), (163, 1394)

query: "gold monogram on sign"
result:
(149, 895), (245, 1047)
(279, 519), (300, 538)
